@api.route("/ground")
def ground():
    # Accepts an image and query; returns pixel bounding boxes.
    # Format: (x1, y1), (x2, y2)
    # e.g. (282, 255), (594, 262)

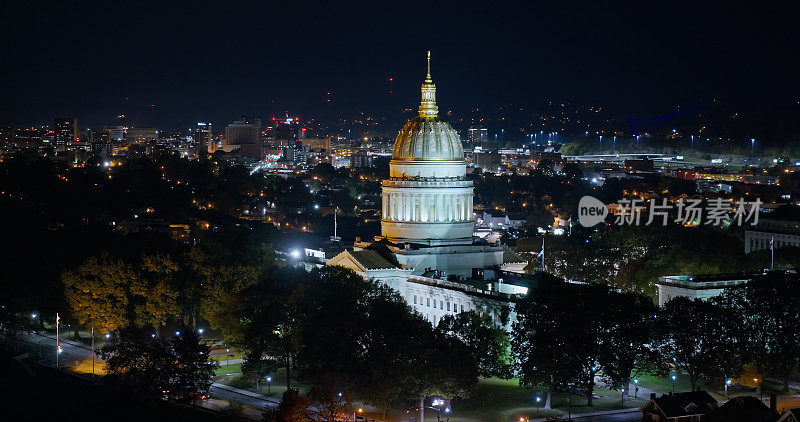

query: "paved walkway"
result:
(531, 407), (640, 421)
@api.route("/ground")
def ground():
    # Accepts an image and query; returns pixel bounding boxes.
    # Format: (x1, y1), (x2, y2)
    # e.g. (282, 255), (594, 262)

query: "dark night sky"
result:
(2, 1), (799, 131)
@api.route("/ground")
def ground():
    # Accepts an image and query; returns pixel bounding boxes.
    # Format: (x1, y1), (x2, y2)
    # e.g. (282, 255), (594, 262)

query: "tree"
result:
(199, 263), (262, 346)
(721, 271), (800, 392)
(296, 266), (477, 415)
(597, 292), (657, 397)
(131, 254), (180, 331)
(404, 325), (478, 404)
(62, 255), (135, 333)
(437, 311), (514, 379)
(308, 376), (353, 422)
(0, 304), (26, 350)
(241, 351), (281, 391)
(513, 283), (625, 406)
(100, 329), (174, 395)
(238, 266), (307, 391)
(63, 254), (181, 334)
(652, 297), (742, 391)
(171, 327), (217, 404)
(264, 389), (311, 422)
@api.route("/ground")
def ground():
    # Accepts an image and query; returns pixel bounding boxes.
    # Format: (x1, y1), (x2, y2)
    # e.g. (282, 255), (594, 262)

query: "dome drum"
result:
(381, 221), (474, 246)
(389, 159), (466, 179)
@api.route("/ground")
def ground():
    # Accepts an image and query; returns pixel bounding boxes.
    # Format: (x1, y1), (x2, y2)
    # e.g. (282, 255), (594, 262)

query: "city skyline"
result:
(2, 2), (799, 131)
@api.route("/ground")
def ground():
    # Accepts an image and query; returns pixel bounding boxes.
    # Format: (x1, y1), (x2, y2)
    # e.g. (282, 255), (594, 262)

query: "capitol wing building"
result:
(328, 53), (528, 327)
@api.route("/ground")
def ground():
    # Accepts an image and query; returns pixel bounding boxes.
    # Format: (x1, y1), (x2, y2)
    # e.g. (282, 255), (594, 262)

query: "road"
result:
(2, 330), (277, 418)
(571, 413), (641, 421)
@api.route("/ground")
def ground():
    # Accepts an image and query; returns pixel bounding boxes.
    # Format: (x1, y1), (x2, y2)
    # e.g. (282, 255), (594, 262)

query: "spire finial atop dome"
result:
(419, 51), (438, 117)
(426, 50), (432, 81)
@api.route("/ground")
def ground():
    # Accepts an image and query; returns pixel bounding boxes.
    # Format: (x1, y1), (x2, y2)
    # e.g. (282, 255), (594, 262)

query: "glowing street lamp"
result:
(671, 374), (677, 394)
(266, 376), (272, 395)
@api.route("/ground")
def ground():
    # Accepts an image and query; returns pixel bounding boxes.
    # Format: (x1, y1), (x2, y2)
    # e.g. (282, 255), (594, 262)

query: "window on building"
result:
(447, 302), (450, 311)
(413, 295), (417, 304)
(440, 300), (444, 310)
(461, 304), (464, 312)
(427, 297), (430, 307)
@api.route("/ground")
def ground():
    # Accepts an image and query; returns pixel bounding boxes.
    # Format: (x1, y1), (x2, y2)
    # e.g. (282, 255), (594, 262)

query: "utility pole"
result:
(55, 313), (60, 367)
(91, 325), (95, 377)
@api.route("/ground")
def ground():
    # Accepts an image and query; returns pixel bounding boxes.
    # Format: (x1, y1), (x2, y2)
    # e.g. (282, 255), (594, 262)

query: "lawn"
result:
(435, 377), (646, 422)
(210, 354), (245, 362)
(212, 365), (312, 398)
(214, 363), (242, 376)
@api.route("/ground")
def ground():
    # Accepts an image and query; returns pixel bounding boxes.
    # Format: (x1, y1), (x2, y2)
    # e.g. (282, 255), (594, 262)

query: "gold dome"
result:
(391, 52), (464, 161)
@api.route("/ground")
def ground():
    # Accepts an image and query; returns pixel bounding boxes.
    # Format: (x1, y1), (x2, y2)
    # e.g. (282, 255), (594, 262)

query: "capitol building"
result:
(328, 53), (527, 326)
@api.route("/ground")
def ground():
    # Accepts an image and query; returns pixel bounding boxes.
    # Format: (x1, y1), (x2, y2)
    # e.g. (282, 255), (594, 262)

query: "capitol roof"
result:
(392, 52), (464, 162)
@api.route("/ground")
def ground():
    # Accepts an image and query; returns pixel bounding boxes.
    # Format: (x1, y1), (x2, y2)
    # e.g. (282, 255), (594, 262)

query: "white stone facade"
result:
(655, 275), (750, 307)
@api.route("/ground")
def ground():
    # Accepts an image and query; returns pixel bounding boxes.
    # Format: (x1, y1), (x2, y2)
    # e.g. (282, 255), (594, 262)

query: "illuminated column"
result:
(447, 195), (453, 221)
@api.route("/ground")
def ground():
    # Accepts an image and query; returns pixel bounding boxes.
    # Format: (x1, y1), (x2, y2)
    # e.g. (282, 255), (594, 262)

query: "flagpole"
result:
(770, 235), (774, 270)
(541, 237), (545, 271)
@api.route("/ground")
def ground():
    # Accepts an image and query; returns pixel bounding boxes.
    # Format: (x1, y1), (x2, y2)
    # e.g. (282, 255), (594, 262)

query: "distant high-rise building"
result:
(54, 117), (78, 148)
(80, 128), (94, 143)
(300, 137), (331, 151)
(102, 126), (125, 142)
(224, 117), (261, 147)
(272, 116), (304, 144)
(194, 122), (213, 154)
(467, 127), (488, 144)
(350, 150), (374, 168)
(124, 127), (159, 144)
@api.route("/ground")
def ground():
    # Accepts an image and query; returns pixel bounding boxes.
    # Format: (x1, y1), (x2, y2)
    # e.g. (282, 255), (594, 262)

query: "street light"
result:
(567, 394), (572, 421)
(725, 378), (731, 398)
(634, 379), (639, 399)
(536, 396), (541, 416)
(671, 374), (677, 394)
(754, 377), (762, 402)
(266, 376), (272, 395)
